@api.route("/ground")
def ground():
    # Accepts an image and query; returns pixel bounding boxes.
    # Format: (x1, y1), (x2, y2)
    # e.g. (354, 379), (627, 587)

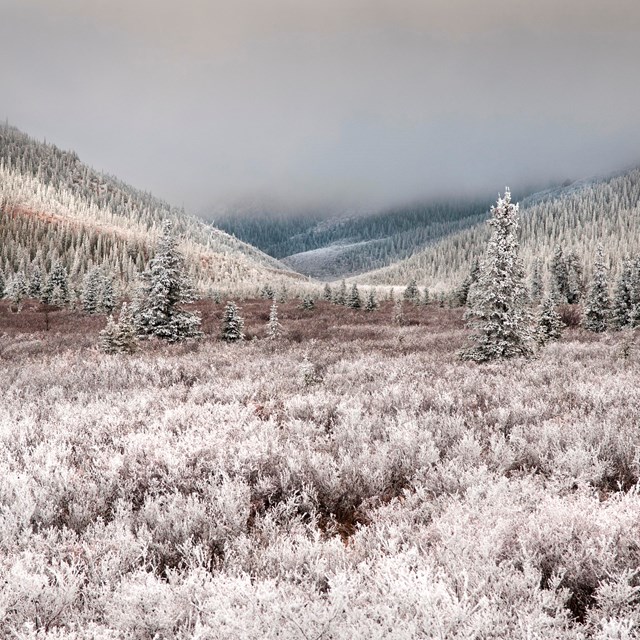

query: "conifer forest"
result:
(3, 2), (640, 637)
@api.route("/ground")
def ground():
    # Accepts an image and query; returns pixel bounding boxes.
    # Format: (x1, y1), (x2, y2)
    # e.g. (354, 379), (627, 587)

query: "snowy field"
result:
(1, 302), (640, 638)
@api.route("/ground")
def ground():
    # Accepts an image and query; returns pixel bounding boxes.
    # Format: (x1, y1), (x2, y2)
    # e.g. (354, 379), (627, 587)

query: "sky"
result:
(2, 0), (640, 214)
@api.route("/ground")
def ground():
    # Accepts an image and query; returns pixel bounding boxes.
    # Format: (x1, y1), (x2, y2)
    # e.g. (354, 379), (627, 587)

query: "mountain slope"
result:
(354, 169), (640, 290)
(0, 125), (305, 296)
(213, 199), (492, 280)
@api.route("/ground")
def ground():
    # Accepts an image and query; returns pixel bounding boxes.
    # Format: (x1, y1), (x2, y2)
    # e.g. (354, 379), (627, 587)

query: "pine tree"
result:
(8, 271), (28, 308)
(301, 294), (315, 310)
(46, 262), (70, 306)
(364, 290), (378, 311)
(100, 272), (116, 314)
(221, 301), (245, 342)
(334, 280), (347, 305)
(266, 300), (283, 340)
(550, 246), (569, 303)
(99, 303), (138, 354)
(322, 283), (332, 301)
(133, 221), (202, 341)
(422, 287), (430, 305)
(461, 189), (533, 362)
(565, 252), (583, 304)
(536, 296), (564, 345)
(28, 266), (43, 299)
(530, 258), (543, 303)
(456, 259), (480, 306)
(82, 268), (101, 314)
(583, 244), (610, 333)
(611, 260), (633, 330)
(347, 283), (361, 309)
(403, 278), (419, 303)
(0, 270), (5, 299)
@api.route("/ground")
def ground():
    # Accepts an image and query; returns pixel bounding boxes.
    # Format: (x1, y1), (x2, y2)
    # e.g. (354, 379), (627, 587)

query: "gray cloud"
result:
(2, 0), (640, 212)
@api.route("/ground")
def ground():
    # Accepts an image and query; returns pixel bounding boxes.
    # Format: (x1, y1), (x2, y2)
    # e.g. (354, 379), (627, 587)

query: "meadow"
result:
(1, 300), (639, 639)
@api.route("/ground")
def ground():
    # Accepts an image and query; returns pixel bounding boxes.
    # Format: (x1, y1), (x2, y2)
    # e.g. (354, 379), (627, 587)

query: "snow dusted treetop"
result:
(461, 189), (533, 362)
(133, 220), (202, 341)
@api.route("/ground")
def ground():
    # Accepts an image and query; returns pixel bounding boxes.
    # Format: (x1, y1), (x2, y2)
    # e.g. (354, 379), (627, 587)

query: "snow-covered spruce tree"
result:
(100, 272), (117, 314)
(422, 287), (430, 305)
(82, 268), (101, 314)
(403, 278), (419, 303)
(364, 290), (378, 311)
(460, 189), (533, 362)
(582, 244), (610, 333)
(322, 283), (332, 301)
(456, 259), (480, 306)
(347, 283), (361, 309)
(221, 301), (245, 342)
(565, 252), (583, 304)
(0, 271), (4, 299)
(536, 296), (564, 345)
(28, 266), (43, 299)
(99, 303), (138, 354)
(8, 271), (28, 309)
(334, 280), (347, 305)
(266, 300), (283, 340)
(301, 294), (315, 310)
(550, 246), (569, 303)
(45, 262), (70, 306)
(611, 260), (633, 330)
(133, 221), (201, 341)
(530, 258), (543, 303)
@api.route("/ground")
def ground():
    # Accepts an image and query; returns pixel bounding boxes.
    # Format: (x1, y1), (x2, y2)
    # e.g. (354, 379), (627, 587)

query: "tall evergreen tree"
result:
(322, 283), (332, 301)
(364, 290), (378, 311)
(403, 278), (419, 303)
(132, 221), (202, 341)
(565, 252), (583, 304)
(0, 270), (5, 299)
(536, 296), (564, 345)
(82, 268), (101, 314)
(221, 301), (245, 342)
(611, 260), (633, 330)
(461, 190), (533, 362)
(266, 300), (283, 340)
(583, 244), (610, 333)
(347, 283), (361, 309)
(28, 266), (43, 299)
(334, 280), (347, 306)
(530, 258), (543, 303)
(550, 246), (569, 303)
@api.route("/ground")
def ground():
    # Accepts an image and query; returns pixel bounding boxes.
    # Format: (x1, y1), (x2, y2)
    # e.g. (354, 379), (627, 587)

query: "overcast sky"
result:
(2, 0), (640, 213)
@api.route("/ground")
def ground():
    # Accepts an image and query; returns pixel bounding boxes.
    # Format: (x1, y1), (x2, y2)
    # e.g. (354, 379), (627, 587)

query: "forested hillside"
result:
(0, 125), (303, 299)
(213, 199), (491, 279)
(356, 170), (640, 291)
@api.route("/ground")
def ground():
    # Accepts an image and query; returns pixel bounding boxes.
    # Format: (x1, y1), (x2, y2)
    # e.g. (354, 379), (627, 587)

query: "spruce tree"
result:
(461, 189), (533, 362)
(221, 301), (245, 342)
(8, 271), (28, 308)
(530, 258), (543, 303)
(100, 273), (117, 314)
(301, 294), (315, 310)
(99, 303), (138, 354)
(364, 290), (378, 311)
(611, 260), (633, 330)
(550, 246), (569, 303)
(0, 270), (4, 299)
(46, 263), (70, 306)
(322, 283), (332, 301)
(28, 267), (43, 299)
(82, 268), (101, 314)
(266, 300), (283, 340)
(536, 296), (564, 345)
(403, 278), (419, 303)
(422, 287), (430, 305)
(334, 280), (347, 305)
(133, 221), (202, 341)
(583, 245), (610, 333)
(347, 283), (361, 309)
(565, 252), (583, 304)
